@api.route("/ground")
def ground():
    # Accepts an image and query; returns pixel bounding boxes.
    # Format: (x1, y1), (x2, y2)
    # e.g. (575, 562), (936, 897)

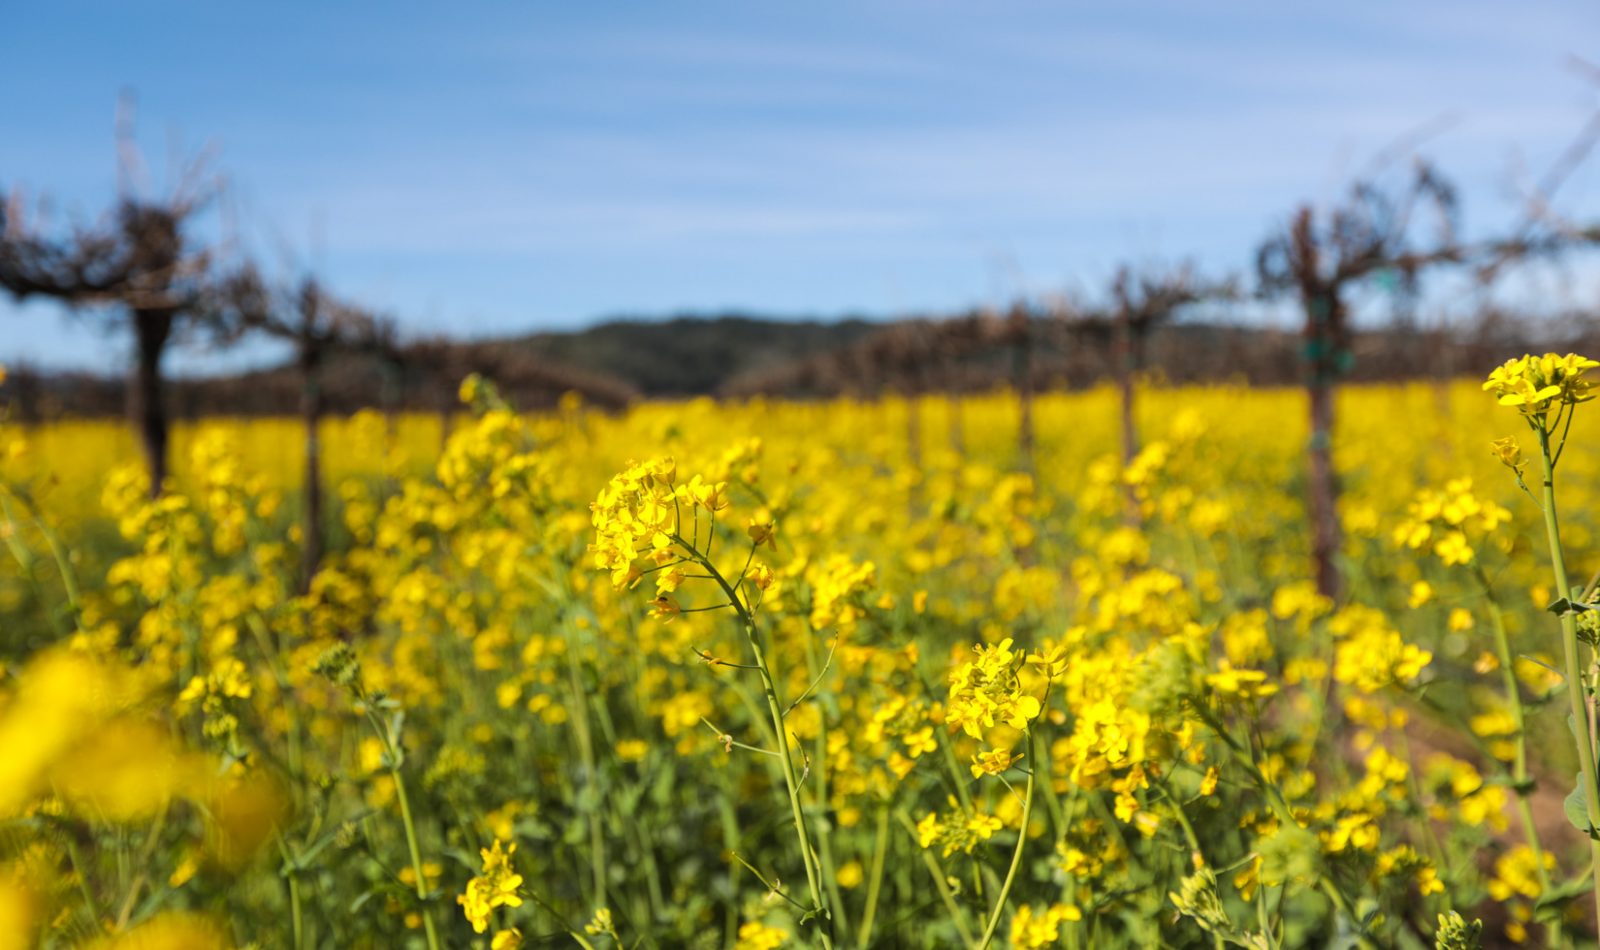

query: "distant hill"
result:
(0, 312), (884, 418)
(5, 308), (1598, 420)
(514, 314), (879, 396)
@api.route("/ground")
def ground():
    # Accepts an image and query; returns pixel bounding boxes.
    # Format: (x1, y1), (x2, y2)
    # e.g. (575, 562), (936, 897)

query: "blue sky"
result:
(3, 1), (1598, 373)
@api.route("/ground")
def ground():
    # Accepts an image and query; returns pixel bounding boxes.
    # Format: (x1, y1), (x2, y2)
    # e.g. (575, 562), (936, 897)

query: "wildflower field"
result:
(4, 360), (1600, 949)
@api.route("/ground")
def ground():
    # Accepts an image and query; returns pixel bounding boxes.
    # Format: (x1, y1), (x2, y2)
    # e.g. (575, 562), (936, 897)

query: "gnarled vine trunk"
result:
(130, 309), (174, 497)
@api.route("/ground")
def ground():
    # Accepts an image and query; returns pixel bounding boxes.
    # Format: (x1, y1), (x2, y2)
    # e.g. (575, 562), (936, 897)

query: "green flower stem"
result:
(1535, 425), (1600, 929)
(1202, 706), (1378, 950)
(277, 835), (306, 950)
(938, 725), (977, 812)
(30, 507), (81, 616)
(895, 809), (978, 948)
(719, 797), (743, 948)
(1158, 780), (1204, 864)
(976, 726), (1036, 950)
(244, 613), (305, 785)
(359, 697), (441, 950)
(390, 757), (442, 950)
(912, 663), (976, 812)
(0, 493), (60, 637)
(1390, 728), (1448, 872)
(521, 887), (599, 950)
(1036, 751), (1066, 844)
(62, 835), (100, 922)
(1477, 573), (1555, 910)
(1317, 881), (1378, 950)
(1154, 778), (1223, 950)
(803, 633), (851, 937)
(684, 542), (833, 947)
(814, 763), (850, 937)
(582, 673), (664, 926)
(563, 625), (608, 909)
(743, 623), (833, 947)
(289, 872), (304, 950)
(857, 803), (890, 947)
(1255, 886), (1280, 950)
(0, 483), (82, 622)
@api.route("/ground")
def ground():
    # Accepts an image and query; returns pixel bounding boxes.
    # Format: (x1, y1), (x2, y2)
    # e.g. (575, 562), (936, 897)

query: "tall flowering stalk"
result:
(313, 644), (442, 950)
(1394, 479), (1557, 941)
(591, 456), (834, 946)
(940, 638), (1061, 949)
(1484, 352), (1600, 924)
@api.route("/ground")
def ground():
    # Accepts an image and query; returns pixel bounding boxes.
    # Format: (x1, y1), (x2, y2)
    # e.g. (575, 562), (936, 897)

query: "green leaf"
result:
(1547, 596), (1596, 615)
(1563, 773), (1599, 839)
(281, 811), (374, 876)
(1519, 653), (1565, 681)
(1535, 873), (1594, 911)
(1355, 896), (1382, 928)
